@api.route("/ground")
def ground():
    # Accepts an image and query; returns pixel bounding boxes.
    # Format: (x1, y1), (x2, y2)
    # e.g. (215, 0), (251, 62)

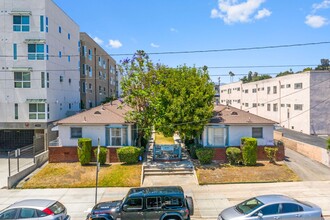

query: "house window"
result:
(29, 103), (46, 119)
(207, 127), (227, 147)
(15, 103), (18, 119)
(70, 127), (82, 138)
(107, 127), (128, 146)
(273, 86), (277, 94)
(13, 44), (17, 60)
(294, 83), (303, 89)
(252, 127), (263, 138)
(28, 44), (44, 60)
(14, 72), (30, 88)
(294, 104), (303, 110)
(273, 103), (278, 112)
(13, 15), (30, 32)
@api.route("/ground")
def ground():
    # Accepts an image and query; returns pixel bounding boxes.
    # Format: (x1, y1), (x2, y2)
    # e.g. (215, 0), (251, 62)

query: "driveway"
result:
(0, 153), (8, 189)
(284, 147), (330, 181)
(277, 128), (327, 148)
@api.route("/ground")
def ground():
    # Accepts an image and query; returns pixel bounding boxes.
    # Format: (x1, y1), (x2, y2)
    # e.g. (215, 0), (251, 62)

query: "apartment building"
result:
(80, 33), (116, 109)
(220, 71), (330, 135)
(0, 0), (80, 151)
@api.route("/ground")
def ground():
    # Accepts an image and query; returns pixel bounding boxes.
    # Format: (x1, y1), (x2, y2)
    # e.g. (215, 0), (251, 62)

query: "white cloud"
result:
(210, 0), (271, 24)
(93, 37), (104, 45)
(254, 8), (271, 19)
(170, 27), (178, 32)
(150, 43), (160, 48)
(305, 15), (328, 28)
(108, 39), (122, 49)
(312, 0), (330, 11)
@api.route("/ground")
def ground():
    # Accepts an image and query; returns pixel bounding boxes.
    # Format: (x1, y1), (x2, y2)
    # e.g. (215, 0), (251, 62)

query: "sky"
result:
(53, 0), (330, 84)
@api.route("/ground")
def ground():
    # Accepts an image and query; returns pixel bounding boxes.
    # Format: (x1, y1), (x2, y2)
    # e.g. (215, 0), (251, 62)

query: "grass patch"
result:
(155, 132), (174, 145)
(22, 163), (141, 188)
(196, 161), (301, 185)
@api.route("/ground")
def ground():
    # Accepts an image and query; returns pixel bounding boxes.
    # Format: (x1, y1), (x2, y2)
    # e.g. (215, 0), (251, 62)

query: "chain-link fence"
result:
(8, 145), (35, 176)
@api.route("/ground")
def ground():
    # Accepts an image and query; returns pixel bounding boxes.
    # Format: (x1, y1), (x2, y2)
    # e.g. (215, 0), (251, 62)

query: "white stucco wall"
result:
(59, 124), (133, 147)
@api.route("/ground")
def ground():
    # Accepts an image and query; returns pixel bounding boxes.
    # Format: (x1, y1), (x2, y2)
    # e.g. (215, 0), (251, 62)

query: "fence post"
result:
(16, 149), (20, 173)
(8, 151), (11, 177)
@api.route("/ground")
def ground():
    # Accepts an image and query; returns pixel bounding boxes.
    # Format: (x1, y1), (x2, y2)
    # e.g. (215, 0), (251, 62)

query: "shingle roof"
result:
(57, 100), (133, 125)
(211, 104), (276, 125)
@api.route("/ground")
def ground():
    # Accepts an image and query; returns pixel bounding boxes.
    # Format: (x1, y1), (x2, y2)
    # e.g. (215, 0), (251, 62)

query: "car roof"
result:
(9, 199), (56, 209)
(127, 186), (184, 198)
(255, 195), (296, 204)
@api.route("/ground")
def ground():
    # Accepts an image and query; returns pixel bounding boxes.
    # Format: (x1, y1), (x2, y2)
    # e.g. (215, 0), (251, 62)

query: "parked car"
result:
(0, 199), (70, 220)
(86, 186), (194, 220)
(218, 194), (324, 220)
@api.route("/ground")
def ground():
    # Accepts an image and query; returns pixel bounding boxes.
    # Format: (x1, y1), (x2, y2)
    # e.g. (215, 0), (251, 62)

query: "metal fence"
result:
(8, 145), (35, 177)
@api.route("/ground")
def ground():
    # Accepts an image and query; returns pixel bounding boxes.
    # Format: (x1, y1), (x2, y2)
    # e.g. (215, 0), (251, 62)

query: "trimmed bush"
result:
(117, 146), (142, 164)
(77, 138), (92, 165)
(196, 148), (215, 165)
(264, 147), (278, 163)
(94, 147), (108, 165)
(186, 143), (202, 159)
(226, 147), (242, 165)
(241, 137), (257, 166)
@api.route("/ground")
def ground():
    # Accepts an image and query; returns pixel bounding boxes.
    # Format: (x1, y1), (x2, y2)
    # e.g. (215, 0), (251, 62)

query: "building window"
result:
(28, 44), (44, 60)
(245, 89), (248, 93)
(273, 103), (278, 112)
(29, 103), (46, 119)
(294, 104), (303, 110)
(108, 127), (127, 146)
(252, 127), (263, 138)
(82, 64), (86, 75)
(70, 127), (82, 138)
(68, 33), (70, 40)
(273, 86), (277, 94)
(286, 104), (291, 107)
(281, 85), (285, 88)
(245, 103), (249, 107)
(13, 15), (30, 32)
(89, 83), (92, 93)
(58, 26), (61, 33)
(45, 17), (48, 32)
(252, 103), (257, 107)
(207, 127), (227, 147)
(88, 49), (92, 60)
(15, 104), (18, 120)
(46, 45), (49, 60)
(294, 83), (303, 89)
(286, 84), (291, 88)
(14, 72), (30, 88)
(267, 87), (271, 94)
(89, 66), (92, 77)
(41, 72), (45, 88)
(281, 104), (285, 107)
(68, 55), (70, 62)
(13, 44), (17, 60)
(267, 104), (271, 111)
(252, 88), (257, 93)
(59, 51), (62, 58)
(40, 16), (44, 32)
(82, 82), (86, 93)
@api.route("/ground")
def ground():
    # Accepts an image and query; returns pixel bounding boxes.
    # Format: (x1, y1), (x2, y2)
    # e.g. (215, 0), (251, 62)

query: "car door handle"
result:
(274, 217), (280, 220)
(295, 214), (302, 218)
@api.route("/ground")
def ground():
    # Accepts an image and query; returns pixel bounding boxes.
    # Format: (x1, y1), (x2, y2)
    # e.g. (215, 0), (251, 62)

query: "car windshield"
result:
(235, 198), (264, 214)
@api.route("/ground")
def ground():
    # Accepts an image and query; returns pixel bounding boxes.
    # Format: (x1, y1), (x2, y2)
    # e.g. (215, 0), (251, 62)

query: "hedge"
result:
(94, 147), (108, 165)
(226, 147), (242, 165)
(77, 138), (92, 165)
(196, 148), (215, 165)
(264, 147), (278, 163)
(117, 146), (142, 164)
(241, 137), (257, 166)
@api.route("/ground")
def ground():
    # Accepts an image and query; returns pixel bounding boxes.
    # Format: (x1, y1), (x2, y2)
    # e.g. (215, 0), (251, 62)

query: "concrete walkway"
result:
(0, 154), (8, 189)
(284, 147), (330, 181)
(1, 181), (330, 220)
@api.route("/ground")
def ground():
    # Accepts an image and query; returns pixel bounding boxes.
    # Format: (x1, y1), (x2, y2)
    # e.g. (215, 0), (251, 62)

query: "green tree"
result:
(276, 69), (294, 77)
(155, 65), (215, 138)
(240, 71), (272, 83)
(315, 59), (330, 70)
(120, 50), (158, 147)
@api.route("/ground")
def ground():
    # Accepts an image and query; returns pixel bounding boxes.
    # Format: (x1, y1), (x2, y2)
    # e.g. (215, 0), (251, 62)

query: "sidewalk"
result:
(1, 181), (330, 220)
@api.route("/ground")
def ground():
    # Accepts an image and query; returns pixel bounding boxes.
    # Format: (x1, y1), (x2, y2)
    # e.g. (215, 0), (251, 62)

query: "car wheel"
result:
(163, 216), (181, 220)
(186, 196), (194, 216)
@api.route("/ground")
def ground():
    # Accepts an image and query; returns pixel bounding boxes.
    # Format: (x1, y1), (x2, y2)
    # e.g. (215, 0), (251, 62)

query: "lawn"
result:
(196, 161), (301, 185)
(22, 163), (142, 188)
(155, 132), (175, 144)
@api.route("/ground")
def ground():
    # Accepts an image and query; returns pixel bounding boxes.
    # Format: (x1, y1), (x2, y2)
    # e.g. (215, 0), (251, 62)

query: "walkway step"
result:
(144, 171), (194, 175)
(144, 168), (194, 172)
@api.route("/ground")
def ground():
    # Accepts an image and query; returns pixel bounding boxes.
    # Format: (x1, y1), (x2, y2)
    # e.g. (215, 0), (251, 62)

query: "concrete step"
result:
(144, 170), (194, 175)
(144, 167), (194, 172)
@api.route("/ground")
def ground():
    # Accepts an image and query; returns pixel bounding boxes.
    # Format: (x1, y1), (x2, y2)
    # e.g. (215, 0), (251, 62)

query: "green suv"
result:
(87, 186), (194, 220)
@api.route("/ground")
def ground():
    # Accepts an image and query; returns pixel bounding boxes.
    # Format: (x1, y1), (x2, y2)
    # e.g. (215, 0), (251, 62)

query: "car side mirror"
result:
(122, 204), (128, 212)
(257, 212), (263, 218)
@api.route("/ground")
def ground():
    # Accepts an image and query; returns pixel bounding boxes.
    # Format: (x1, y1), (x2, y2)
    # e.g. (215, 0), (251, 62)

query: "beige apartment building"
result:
(219, 70), (330, 135)
(80, 33), (116, 109)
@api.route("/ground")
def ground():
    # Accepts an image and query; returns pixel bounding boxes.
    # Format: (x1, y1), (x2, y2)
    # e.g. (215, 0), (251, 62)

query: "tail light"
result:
(43, 208), (54, 215)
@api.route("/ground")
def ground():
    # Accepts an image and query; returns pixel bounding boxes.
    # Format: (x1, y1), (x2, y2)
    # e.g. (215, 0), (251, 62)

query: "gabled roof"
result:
(210, 104), (275, 125)
(57, 100), (132, 125)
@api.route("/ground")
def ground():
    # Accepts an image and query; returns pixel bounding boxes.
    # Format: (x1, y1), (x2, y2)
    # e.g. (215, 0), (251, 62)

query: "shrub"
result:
(196, 148), (215, 165)
(226, 147), (242, 165)
(187, 143), (202, 159)
(327, 138), (330, 151)
(94, 147), (108, 165)
(241, 137), (257, 166)
(264, 147), (278, 163)
(77, 138), (92, 165)
(117, 146), (142, 164)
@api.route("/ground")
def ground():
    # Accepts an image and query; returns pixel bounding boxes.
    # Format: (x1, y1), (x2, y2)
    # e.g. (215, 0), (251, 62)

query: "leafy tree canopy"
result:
(240, 71), (272, 83)
(276, 69), (294, 77)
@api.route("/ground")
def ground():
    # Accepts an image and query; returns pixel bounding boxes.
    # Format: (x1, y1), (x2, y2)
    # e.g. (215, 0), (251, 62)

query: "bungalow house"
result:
(49, 100), (136, 163)
(201, 104), (284, 162)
